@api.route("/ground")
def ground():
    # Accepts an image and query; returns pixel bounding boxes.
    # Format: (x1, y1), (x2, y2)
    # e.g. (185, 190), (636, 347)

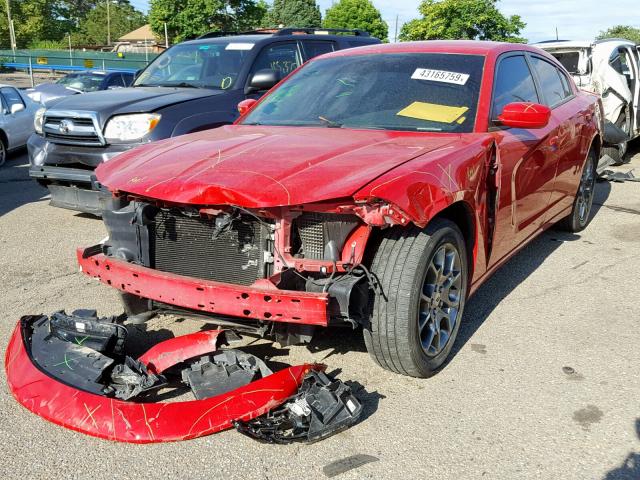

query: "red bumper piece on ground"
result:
(77, 249), (330, 326)
(5, 320), (320, 443)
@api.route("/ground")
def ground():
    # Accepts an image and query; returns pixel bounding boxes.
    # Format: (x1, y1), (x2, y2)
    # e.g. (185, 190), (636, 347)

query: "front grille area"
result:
(149, 210), (270, 286)
(43, 115), (101, 146)
(293, 213), (360, 260)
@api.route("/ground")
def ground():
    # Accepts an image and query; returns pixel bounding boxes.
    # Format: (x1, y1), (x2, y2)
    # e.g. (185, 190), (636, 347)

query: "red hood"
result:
(97, 125), (459, 208)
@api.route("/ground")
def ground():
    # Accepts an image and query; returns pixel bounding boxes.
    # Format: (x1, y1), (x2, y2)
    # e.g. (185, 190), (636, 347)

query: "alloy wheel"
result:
(576, 157), (596, 224)
(418, 243), (463, 357)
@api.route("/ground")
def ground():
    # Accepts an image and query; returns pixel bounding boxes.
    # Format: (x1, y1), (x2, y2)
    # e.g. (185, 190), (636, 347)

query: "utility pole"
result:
(164, 22), (169, 48)
(106, 0), (111, 46)
(5, 0), (15, 53)
(394, 15), (399, 43)
(68, 33), (73, 66)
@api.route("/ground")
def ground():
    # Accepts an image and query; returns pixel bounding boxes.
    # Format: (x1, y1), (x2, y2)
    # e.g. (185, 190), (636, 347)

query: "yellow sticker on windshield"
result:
(397, 102), (469, 124)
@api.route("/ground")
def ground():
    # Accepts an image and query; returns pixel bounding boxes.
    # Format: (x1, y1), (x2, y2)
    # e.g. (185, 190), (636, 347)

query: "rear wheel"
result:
(559, 149), (597, 232)
(364, 218), (468, 378)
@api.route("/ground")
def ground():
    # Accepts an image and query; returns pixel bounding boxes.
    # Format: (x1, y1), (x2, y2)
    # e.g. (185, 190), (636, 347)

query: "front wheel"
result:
(0, 137), (6, 167)
(364, 219), (468, 378)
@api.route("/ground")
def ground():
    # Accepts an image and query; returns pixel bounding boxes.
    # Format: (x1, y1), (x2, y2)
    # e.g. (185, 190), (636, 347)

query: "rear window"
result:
(551, 52), (580, 74)
(242, 53), (485, 133)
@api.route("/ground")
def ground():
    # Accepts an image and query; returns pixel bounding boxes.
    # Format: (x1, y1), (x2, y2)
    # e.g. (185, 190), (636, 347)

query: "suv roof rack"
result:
(196, 27), (370, 40)
(274, 27), (370, 37)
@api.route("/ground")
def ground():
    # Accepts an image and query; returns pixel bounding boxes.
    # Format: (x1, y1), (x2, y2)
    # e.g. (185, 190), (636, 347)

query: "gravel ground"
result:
(0, 145), (639, 480)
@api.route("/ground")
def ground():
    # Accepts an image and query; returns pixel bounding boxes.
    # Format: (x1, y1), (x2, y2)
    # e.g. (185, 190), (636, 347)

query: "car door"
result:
(0, 87), (33, 148)
(488, 53), (562, 265)
(528, 54), (583, 221)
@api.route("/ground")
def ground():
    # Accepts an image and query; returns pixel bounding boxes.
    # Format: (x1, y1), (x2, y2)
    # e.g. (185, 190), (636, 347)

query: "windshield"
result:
(57, 73), (105, 92)
(134, 41), (253, 89)
(241, 53), (485, 133)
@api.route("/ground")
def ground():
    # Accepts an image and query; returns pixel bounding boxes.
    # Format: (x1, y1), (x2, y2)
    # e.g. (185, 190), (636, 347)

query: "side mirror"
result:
(497, 102), (551, 129)
(10, 103), (25, 115)
(237, 98), (258, 116)
(246, 69), (280, 93)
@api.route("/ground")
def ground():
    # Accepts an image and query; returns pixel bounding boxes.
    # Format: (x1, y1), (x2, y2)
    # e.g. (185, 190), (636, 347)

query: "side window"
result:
(122, 73), (135, 86)
(530, 56), (571, 107)
(302, 41), (335, 61)
(0, 87), (25, 112)
(251, 42), (301, 78)
(557, 70), (573, 97)
(492, 55), (539, 117)
(106, 74), (125, 88)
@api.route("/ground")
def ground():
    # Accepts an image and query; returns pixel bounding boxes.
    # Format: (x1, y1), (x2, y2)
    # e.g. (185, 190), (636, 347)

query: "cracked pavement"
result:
(0, 144), (639, 479)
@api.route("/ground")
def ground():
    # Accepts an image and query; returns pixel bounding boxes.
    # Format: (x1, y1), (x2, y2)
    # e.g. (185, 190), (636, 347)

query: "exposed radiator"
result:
(149, 210), (270, 286)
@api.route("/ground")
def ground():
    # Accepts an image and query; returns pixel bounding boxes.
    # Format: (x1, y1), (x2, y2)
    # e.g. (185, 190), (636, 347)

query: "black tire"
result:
(364, 218), (468, 378)
(558, 149), (597, 232)
(0, 136), (6, 167)
(603, 112), (630, 165)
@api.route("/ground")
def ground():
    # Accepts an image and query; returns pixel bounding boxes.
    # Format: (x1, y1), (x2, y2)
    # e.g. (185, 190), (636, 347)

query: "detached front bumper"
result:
(5, 315), (319, 443)
(78, 248), (330, 326)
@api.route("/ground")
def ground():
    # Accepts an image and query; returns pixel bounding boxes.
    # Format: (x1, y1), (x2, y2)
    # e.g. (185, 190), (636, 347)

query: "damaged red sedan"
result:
(73, 41), (602, 378)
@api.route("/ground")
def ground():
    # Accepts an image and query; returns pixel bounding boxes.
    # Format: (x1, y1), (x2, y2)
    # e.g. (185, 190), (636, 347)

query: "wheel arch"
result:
(429, 200), (477, 282)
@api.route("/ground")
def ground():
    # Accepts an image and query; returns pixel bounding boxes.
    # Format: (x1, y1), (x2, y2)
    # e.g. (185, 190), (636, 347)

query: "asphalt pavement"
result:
(0, 146), (639, 480)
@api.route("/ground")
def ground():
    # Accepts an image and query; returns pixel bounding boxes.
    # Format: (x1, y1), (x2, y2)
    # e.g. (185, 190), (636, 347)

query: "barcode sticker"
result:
(412, 68), (469, 85)
(225, 43), (255, 51)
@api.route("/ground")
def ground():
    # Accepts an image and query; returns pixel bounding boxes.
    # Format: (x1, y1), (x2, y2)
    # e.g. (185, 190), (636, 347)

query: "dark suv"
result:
(28, 28), (380, 214)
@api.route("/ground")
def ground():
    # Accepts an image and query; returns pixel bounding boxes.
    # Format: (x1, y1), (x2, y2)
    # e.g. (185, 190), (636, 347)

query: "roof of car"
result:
(180, 29), (377, 46)
(535, 40), (593, 49)
(323, 40), (551, 58)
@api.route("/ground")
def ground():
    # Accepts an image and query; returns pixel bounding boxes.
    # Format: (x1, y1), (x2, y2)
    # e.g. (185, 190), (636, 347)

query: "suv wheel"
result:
(364, 218), (468, 378)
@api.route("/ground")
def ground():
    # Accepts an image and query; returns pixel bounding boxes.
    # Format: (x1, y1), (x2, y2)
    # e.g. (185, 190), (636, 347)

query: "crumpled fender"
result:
(591, 42), (633, 122)
(5, 318), (321, 443)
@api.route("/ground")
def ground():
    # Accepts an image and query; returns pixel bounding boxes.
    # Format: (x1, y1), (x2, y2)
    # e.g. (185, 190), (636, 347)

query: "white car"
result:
(0, 84), (39, 166)
(537, 39), (640, 163)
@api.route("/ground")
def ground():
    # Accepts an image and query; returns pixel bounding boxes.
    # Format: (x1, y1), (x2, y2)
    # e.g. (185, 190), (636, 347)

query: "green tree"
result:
(0, 0), (72, 48)
(597, 25), (640, 44)
(323, 0), (387, 41)
(399, 0), (526, 43)
(72, 1), (146, 46)
(265, 0), (321, 28)
(150, 0), (267, 43)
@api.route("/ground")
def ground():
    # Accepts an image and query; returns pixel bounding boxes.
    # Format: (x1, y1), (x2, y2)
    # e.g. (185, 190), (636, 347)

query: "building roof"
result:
(118, 24), (157, 42)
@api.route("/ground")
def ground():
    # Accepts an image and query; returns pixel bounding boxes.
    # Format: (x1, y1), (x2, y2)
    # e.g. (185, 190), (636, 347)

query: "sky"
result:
(129, 0), (640, 43)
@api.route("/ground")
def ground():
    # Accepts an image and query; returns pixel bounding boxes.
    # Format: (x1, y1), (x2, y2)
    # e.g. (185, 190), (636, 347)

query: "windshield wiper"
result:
(318, 116), (343, 128)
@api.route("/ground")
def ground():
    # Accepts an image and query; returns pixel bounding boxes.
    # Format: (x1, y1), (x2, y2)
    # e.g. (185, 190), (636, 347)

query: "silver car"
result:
(0, 84), (39, 166)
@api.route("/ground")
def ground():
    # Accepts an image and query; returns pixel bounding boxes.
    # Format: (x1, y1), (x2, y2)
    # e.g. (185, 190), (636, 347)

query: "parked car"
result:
(0, 85), (39, 166)
(27, 28), (381, 214)
(24, 70), (135, 105)
(77, 41), (603, 378)
(537, 39), (640, 163)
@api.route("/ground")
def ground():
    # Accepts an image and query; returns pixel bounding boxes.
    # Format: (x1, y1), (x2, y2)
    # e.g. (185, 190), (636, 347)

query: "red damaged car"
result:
(76, 41), (602, 378)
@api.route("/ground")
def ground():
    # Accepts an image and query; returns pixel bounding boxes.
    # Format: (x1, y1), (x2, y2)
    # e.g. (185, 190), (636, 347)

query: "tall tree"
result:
(72, 0), (146, 46)
(150, 0), (267, 43)
(399, 0), (526, 43)
(0, 0), (72, 47)
(265, 0), (321, 28)
(597, 25), (640, 44)
(323, 0), (387, 41)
